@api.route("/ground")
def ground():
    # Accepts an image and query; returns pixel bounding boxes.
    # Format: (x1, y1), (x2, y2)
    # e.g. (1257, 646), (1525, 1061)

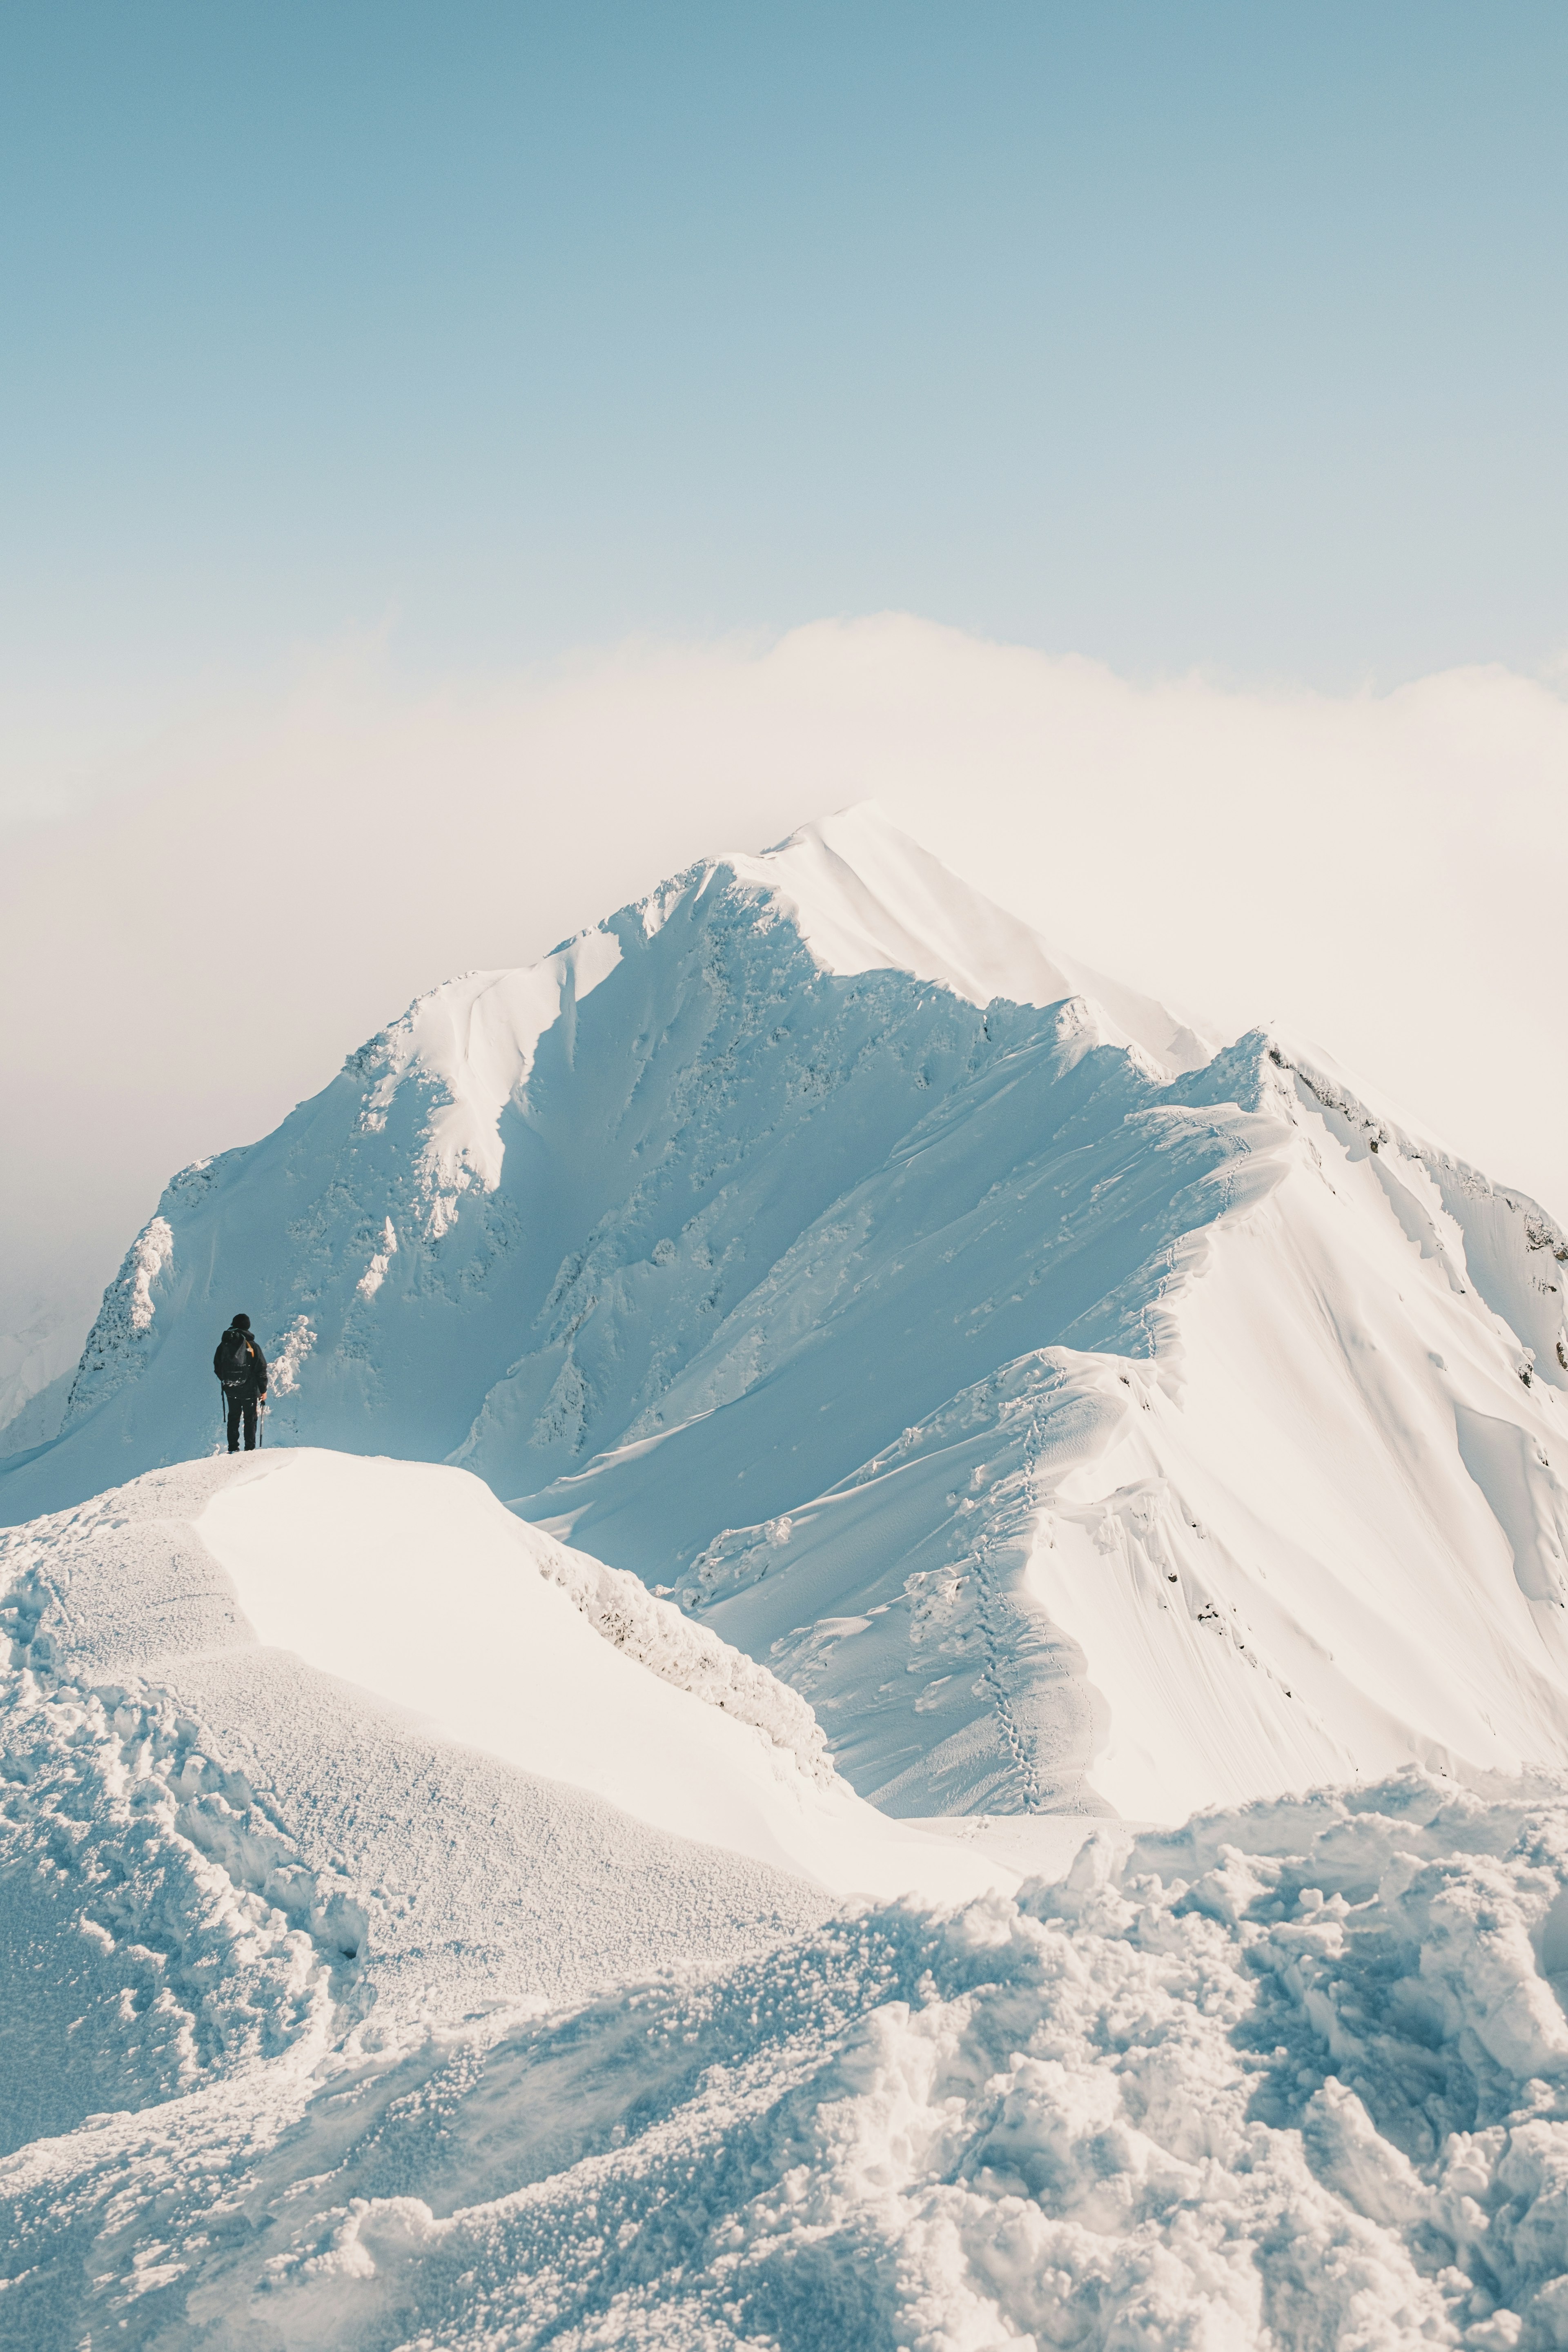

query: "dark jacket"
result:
(213, 1331), (268, 1398)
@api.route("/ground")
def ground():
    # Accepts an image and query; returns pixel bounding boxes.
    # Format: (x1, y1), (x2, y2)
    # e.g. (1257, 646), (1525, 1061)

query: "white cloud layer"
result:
(3, 613), (1563, 1359)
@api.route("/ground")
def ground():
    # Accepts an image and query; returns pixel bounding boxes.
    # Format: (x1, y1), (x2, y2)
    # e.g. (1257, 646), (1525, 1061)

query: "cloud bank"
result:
(3, 614), (1563, 1373)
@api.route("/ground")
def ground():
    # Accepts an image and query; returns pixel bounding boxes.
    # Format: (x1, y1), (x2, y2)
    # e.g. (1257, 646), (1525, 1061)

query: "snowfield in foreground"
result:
(2, 1452), (1568, 2347)
(196, 1450), (1011, 1905)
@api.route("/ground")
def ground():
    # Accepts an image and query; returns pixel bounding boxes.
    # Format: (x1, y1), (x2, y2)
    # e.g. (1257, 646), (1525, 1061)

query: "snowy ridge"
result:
(538, 1533), (835, 1787)
(8, 804), (1568, 1826)
(61, 1213), (174, 1425)
(0, 1453), (836, 2225)
(1272, 1032), (1568, 1383)
(723, 801), (1216, 1072)
(11, 805), (1220, 1512)
(8, 802), (1568, 2342)
(184, 1449), (1010, 1904)
(679, 1032), (1568, 1817)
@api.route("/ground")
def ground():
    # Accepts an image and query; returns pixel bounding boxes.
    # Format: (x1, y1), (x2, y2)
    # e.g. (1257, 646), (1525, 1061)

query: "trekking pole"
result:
(258, 1396), (266, 1450)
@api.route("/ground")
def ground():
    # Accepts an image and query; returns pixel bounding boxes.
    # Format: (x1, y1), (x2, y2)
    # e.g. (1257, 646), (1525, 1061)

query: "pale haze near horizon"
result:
(3, 618), (1564, 1374)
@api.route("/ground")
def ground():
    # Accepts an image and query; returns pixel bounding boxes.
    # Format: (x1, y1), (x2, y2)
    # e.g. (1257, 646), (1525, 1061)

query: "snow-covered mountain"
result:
(7, 806), (1568, 2350)
(8, 803), (1568, 1823)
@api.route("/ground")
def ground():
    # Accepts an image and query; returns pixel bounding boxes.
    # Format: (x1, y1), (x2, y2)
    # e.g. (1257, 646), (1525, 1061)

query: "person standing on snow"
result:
(214, 1312), (268, 1452)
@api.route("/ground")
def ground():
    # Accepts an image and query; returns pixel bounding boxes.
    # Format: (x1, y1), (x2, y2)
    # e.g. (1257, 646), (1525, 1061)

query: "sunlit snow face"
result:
(11, 804), (1568, 1839)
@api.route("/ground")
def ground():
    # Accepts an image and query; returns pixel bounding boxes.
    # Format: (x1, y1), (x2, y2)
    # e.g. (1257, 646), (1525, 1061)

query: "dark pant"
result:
(226, 1392), (259, 1452)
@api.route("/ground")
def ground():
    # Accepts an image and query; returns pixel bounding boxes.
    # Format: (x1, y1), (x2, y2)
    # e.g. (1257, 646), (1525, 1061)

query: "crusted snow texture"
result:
(540, 1536), (835, 1787)
(4, 1763), (1568, 2348)
(62, 1214), (174, 1424)
(0, 1459), (833, 2128)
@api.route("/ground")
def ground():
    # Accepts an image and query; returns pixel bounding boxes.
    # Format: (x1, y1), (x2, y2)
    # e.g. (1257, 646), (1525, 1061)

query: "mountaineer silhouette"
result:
(213, 1313), (268, 1453)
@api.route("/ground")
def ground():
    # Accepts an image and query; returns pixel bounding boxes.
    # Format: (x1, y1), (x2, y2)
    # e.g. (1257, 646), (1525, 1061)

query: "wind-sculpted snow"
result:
(7, 807), (1233, 1517)
(9, 804), (1568, 1822)
(4, 1761), (1568, 2348)
(540, 1538), (835, 1788)
(61, 1214), (174, 1425)
(664, 1018), (1568, 1815)
(687, 1195), (1568, 1824)
(0, 1457), (840, 2157)
(630, 1025), (1568, 1818)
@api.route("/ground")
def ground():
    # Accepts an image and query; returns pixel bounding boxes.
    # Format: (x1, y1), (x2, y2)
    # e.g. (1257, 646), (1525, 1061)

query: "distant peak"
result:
(754, 800), (886, 858)
(719, 805), (1214, 1078)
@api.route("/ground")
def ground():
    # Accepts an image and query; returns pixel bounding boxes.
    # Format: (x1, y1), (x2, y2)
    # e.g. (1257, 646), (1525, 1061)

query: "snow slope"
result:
(0, 1289), (80, 1460)
(8, 804), (1568, 1823)
(1, 1449), (1007, 1991)
(5, 1690), (1568, 2346)
(685, 1042), (1568, 1822)
(0, 1453), (829, 2148)
(5, 793), (1568, 2343)
(197, 1449), (1009, 1904)
(5, 1451), (1566, 2348)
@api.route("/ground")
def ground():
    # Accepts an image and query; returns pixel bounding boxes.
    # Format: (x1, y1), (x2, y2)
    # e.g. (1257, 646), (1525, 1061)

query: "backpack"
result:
(217, 1329), (254, 1389)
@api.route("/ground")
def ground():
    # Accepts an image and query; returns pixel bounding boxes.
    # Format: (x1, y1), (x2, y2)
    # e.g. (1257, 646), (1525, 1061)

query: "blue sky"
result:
(5, 0), (1567, 703)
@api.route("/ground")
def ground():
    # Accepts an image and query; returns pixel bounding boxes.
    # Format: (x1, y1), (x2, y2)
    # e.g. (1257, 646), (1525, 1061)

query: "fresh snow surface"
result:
(5, 1453), (1568, 2349)
(194, 1448), (1009, 1905)
(0, 1454), (834, 2104)
(7, 804), (1568, 1826)
(5, 1470), (1568, 2352)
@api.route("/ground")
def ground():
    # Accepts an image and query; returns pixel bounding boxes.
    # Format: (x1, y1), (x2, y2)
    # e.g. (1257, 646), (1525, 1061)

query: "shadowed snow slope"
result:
(7, 805), (1568, 1821)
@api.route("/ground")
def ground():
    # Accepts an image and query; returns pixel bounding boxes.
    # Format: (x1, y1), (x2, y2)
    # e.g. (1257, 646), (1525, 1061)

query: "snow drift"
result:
(8, 804), (1568, 1823)
(5, 1610), (1568, 2349)
(0, 1452), (824, 2149)
(0, 1448), (1007, 2027)
(4, 1452), (1567, 2348)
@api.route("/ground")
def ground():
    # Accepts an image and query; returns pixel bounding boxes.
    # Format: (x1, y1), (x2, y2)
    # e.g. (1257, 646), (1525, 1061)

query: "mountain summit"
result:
(9, 805), (1568, 1820)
